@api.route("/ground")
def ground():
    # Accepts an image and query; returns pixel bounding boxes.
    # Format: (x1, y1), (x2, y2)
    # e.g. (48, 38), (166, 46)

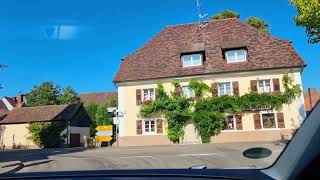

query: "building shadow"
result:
(0, 147), (85, 164)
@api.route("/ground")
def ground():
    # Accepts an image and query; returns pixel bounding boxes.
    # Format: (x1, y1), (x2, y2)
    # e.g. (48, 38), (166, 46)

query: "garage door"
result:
(70, 133), (81, 147)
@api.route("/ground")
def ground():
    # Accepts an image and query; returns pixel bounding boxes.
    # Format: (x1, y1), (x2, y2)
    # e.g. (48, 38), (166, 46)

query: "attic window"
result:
(225, 49), (247, 63)
(181, 53), (203, 67)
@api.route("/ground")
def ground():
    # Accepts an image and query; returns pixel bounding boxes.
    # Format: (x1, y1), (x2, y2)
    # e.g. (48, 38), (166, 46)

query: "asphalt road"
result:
(0, 142), (285, 173)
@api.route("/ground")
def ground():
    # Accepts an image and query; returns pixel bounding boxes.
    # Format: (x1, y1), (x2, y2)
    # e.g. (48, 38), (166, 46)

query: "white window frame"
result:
(142, 88), (155, 102)
(143, 119), (157, 135)
(218, 82), (233, 96)
(181, 53), (203, 67)
(222, 115), (237, 131)
(182, 86), (195, 98)
(257, 79), (273, 93)
(260, 111), (278, 130)
(225, 49), (247, 63)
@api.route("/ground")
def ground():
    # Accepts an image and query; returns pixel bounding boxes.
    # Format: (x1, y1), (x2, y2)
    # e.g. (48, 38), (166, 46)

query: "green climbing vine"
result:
(140, 74), (302, 144)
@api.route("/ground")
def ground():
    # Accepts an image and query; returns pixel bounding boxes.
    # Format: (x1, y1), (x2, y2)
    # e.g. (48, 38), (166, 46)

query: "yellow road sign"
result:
(96, 125), (113, 131)
(95, 136), (112, 142)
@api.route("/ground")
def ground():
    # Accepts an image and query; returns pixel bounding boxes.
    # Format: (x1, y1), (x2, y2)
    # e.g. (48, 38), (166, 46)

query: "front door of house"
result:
(183, 120), (201, 144)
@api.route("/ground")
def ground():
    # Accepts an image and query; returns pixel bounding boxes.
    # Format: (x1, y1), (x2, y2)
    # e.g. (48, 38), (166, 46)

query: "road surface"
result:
(0, 142), (285, 173)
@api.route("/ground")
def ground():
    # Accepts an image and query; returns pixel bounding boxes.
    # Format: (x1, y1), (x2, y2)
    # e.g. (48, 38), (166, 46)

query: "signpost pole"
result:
(116, 124), (119, 147)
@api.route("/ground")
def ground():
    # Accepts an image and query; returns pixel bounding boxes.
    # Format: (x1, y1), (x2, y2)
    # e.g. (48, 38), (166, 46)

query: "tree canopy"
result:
(210, 10), (240, 20)
(26, 82), (79, 106)
(246, 17), (270, 33)
(292, 0), (320, 44)
(210, 10), (270, 33)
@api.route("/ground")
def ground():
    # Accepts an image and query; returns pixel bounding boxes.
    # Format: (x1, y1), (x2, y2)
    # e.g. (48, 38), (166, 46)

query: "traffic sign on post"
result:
(95, 125), (113, 143)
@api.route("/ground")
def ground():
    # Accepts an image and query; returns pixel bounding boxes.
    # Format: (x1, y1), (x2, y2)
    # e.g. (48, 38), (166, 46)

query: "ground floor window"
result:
(261, 113), (276, 128)
(224, 115), (236, 130)
(144, 120), (156, 134)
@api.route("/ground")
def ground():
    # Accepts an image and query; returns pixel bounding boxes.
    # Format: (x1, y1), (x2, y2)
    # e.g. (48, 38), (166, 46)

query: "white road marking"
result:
(119, 155), (153, 159)
(177, 153), (217, 157)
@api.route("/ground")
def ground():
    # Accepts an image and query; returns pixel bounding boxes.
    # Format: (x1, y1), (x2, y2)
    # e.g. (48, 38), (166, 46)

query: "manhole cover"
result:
(243, 147), (272, 159)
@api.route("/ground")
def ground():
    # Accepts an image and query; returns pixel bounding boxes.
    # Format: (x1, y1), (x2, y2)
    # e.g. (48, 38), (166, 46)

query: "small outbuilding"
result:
(0, 103), (90, 149)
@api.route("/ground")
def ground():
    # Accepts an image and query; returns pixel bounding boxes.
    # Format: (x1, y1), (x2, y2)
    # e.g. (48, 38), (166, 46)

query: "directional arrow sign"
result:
(95, 136), (112, 142)
(96, 130), (112, 136)
(96, 125), (112, 131)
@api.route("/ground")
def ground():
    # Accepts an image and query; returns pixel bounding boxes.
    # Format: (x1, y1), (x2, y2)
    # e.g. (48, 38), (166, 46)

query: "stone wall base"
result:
(119, 129), (296, 147)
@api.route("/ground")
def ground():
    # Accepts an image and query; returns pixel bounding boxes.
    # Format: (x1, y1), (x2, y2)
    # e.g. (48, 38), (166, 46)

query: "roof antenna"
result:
(195, 0), (208, 29)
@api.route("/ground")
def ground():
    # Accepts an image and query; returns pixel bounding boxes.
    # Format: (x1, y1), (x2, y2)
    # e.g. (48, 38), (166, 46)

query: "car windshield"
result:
(0, 0), (319, 174)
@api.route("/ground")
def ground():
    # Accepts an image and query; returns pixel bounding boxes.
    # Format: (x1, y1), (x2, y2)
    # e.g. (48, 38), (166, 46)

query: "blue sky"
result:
(0, 0), (319, 97)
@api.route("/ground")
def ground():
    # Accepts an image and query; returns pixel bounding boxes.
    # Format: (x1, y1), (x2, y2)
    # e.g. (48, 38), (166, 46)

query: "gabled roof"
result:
(114, 18), (305, 83)
(80, 92), (117, 106)
(0, 103), (82, 124)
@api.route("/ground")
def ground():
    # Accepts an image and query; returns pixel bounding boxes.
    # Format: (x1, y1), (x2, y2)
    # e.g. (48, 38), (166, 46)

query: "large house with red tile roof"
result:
(113, 18), (306, 146)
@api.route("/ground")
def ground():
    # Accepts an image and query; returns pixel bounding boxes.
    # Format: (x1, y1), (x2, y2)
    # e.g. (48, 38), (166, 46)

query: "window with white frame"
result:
(225, 49), (247, 63)
(261, 113), (276, 129)
(181, 54), (203, 67)
(218, 82), (232, 96)
(224, 115), (236, 130)
(182, 86), (195, 98)
(258, 79), (272, 93)
(144, 120), (156, 134)
(142, 88), (155, 101)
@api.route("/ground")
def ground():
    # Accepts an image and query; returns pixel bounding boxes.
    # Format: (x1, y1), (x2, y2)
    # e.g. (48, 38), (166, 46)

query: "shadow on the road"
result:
(0, 148), (85, 164)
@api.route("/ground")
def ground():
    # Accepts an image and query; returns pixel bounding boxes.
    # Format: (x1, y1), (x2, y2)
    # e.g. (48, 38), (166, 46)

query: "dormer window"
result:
(225, 49), (247, 63)
(181, 53), (203, 67)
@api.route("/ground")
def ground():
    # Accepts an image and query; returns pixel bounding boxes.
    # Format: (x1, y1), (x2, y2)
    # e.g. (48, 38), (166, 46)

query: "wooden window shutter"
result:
(136, 89), (142, 105)
(235, 115), (243, 130)
(232, 81), (239, 96)
(175, 87), (182, 97)
(156, 119), (163, 134)
(277, 112), (285, 128)
(211, 83), (218, 96)
(250, 80), (257, 92)
(155, 88), (159, 99)
(136, 120), (142, 134)
(253, 113), (261, 129)
(273, 78), (280, 94)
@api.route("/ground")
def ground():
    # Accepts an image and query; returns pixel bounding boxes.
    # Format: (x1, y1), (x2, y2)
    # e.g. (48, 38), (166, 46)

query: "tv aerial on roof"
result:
(195, 0), (208, 29)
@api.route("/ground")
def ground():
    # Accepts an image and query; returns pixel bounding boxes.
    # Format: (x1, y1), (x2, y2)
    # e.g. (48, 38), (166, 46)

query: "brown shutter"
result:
(253, 113), (261, 129)
(136, 89), (142, 105)
(136, 120), (142, 134)
(277, 113), (285, 128)
(156, 119), (163, 134)
(155, 88), (159, 99)
(233, 81), (239, 96)
(211, 83), (218, 96)
(235, 115), (243, 130)
(273, 78), (280, 94)
(175, 87), (182, 97)
(250, 80), (258, 92)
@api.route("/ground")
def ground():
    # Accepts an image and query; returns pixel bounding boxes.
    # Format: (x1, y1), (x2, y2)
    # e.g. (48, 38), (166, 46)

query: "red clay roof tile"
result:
(114, 19), (305, 83)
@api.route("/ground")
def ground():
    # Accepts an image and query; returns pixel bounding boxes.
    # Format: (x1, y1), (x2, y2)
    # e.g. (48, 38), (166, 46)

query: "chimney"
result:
(17, 94), (24, 107)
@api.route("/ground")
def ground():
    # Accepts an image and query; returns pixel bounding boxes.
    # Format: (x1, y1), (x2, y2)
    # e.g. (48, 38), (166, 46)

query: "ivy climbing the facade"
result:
(140, 74), (302, 144)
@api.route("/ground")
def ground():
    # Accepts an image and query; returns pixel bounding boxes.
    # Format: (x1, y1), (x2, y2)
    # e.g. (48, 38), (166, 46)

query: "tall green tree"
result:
(26, 82), (80, 106)
(58, 86), (80, 105)
(85, 98), (118, 137)
(26, 82), (61, 106)
(210, 10), (240, 20)
(85, 103), (99, 137)
(292, 0), (320, 44)
(246, 17), (270, 33)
